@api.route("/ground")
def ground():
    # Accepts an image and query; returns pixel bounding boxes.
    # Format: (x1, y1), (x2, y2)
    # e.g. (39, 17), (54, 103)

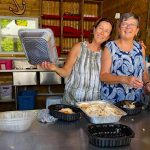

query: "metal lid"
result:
(18, 28), (58, 65)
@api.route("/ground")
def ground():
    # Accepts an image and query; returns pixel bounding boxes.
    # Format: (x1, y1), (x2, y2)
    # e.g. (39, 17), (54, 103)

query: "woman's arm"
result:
(142, 46), (150, 83)
(40, 43), (81, 77)
(141, 46), (150, 92)
(100, 47), (143, 88)
(100, 47), (127, 84)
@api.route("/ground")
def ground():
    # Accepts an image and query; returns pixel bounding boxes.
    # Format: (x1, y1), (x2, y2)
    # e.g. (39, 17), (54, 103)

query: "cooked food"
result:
(78, 103), (89, 109)
(58, 108), (75, 114)
(78, 102), (123, 117)
(123, 101), (135, 109)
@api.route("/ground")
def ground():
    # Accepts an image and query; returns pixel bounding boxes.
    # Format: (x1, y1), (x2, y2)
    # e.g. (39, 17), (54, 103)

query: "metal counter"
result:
(0, 110), (150, 150)
(0, 66), (64, 107)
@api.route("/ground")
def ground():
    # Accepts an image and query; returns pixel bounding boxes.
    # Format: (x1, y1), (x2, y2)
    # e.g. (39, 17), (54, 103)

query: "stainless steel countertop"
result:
(0, 110), (150, 150)
(0, 57), (65, 73)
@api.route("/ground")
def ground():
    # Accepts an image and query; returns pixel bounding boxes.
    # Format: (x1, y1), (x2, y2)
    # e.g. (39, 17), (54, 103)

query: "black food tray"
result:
(88, 123), (134, 147)
(115, 100), (143, 116)
(48, 104), (81, 121)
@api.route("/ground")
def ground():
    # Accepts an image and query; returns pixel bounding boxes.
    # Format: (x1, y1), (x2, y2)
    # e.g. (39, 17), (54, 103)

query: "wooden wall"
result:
(103, 0), (150, 55)
(0, 0), (149, 55)
(0, 0), (41, 17)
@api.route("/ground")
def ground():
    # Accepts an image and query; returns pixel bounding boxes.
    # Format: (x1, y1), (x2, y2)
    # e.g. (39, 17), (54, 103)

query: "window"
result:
(0, 16), (38, 55)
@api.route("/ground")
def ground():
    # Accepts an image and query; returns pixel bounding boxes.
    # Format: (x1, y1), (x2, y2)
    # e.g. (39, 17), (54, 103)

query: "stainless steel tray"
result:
(18, 28), (58, 65)
(76, 100), (126, 124)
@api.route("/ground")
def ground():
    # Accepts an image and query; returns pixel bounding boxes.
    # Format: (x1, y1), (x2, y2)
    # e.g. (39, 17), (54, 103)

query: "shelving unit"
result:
(146, 0), (150, 56)
(41, 0), (104, 55)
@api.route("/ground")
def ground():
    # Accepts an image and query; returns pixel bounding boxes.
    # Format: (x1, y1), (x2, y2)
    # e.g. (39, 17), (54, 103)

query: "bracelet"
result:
(144, 81), (150, 86)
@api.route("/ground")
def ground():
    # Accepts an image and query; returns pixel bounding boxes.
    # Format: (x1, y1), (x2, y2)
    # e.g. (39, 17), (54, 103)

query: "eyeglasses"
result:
(121, 22), (138, 28)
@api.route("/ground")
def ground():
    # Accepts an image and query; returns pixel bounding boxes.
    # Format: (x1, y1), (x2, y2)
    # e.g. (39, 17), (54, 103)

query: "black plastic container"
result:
(48, 104), (81, 121)
(88, 123), (134, 147)
(115, 100), (143, 116)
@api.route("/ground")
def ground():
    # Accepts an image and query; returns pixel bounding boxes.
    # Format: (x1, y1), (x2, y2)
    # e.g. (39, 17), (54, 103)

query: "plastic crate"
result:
(17, 90), (37, 110)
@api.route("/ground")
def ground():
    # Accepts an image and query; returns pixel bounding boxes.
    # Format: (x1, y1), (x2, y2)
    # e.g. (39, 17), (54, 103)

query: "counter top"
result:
(0, 110), (150, 150)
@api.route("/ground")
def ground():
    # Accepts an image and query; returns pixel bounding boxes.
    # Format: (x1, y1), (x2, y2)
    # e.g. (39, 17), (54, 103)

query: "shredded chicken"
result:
(59, 108), (75, 114)
(78, 102), (122, 116)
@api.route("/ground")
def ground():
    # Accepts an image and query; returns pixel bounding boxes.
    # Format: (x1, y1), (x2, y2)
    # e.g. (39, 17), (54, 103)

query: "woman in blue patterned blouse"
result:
(100, 12), (150, 103)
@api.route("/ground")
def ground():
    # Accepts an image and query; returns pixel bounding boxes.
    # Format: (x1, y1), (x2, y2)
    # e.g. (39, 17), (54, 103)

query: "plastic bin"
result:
(0, 85), (12, 101)
(19, 90), (37, 97)
(17, 90), (37, 110)
(46, 96), (62, 108)
(0, 60), (12, 70)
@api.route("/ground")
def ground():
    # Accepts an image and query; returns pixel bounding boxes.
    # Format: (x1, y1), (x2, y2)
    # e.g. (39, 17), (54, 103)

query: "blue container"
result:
(19, 90), (37, 97)
(17, 90), (36, 110)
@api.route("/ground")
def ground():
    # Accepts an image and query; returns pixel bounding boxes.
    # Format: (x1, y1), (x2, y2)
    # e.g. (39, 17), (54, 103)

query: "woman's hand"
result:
(40, 61), (57, 71)
(126, 76), (143, 89)
(144, 82), (150, 93)
(139, 41), (146, 50)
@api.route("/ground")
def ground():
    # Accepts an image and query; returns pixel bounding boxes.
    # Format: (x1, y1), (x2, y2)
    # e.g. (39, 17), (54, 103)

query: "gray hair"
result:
(119, 12), (140, 27)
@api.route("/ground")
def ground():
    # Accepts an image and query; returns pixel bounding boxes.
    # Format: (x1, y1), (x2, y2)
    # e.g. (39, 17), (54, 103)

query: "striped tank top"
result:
(62, 41), (101, 105)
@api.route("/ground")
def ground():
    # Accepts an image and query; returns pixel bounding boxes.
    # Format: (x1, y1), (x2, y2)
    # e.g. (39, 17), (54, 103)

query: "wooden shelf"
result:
(63, 33), (81, 38)
(42, 25), (61, 37)
(84, 0), (104, 3)
(41, 0), (103, 55)
(42, 14), (61, 19)
(42, 14), (81, 20)
(63, 14), (81, 20)
(83, 16), (100, 21)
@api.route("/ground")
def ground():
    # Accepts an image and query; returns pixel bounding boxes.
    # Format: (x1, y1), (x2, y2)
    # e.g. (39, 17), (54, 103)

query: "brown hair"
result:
(88, 18), (114, 47)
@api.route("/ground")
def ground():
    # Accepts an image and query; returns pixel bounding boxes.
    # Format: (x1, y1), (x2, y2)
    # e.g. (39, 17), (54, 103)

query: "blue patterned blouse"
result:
(100, 41), (145, 103)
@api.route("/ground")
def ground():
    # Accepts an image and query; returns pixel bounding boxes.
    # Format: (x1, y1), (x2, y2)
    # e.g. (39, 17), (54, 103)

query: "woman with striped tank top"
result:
(41, 18), (113, 105)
